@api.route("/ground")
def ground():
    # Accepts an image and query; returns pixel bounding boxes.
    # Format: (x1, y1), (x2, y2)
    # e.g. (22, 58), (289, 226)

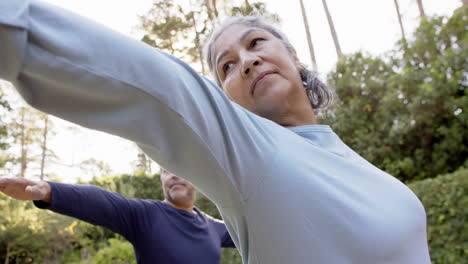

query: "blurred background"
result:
(0, 0), (466, 263)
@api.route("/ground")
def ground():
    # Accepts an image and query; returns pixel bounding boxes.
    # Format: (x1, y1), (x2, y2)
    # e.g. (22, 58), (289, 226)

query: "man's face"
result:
(160, 169), (195, 205)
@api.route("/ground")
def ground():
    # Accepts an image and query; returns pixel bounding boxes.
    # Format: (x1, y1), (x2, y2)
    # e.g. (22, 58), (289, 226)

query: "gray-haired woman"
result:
(0, 1), (430, 263)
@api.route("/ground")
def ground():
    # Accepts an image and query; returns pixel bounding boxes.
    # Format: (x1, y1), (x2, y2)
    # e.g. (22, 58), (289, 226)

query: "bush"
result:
(408, 168), (468, 263)
(92, 238), (136, 264)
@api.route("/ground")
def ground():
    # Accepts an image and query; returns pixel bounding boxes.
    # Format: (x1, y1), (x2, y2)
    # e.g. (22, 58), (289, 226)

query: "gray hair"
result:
(203, 16), (333, 110)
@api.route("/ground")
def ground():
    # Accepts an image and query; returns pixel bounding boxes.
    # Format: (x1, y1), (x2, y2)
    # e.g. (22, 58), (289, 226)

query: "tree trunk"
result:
(463, 0), (468, 7)
(147, 158), (152, 174)
(40, 115), (48, 180)
(204, 0), (214, 21)
(322, 0), (342, 58)
(416, 0), (426, 19)
(212, 0), (219, 18)
(137, 150), (147, 173)
(4, 243), (10, 264)
(298, 0), (318, 71)
(188, 7), (206, 75)
(393, 0), (406, 41)
(20, 109), (26, 178)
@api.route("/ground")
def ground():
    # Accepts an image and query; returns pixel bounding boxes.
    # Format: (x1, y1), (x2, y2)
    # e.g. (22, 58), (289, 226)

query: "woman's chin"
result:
(255, 101), (289, 122)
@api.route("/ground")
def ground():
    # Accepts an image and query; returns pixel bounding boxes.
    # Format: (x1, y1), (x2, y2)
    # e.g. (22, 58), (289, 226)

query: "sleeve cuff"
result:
(32, 180), (59, 209)
(33, 199), (51, 209)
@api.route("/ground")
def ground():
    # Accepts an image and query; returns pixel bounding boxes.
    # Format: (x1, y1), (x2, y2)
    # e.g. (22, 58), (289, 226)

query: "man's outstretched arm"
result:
(0, 177), (51, 202)
(0, 177), (144, 242)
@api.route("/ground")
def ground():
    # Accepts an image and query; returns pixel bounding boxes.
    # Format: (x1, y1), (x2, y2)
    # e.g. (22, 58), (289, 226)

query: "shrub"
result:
(408, 168), (467, 263)
(92, 238), (136, 264)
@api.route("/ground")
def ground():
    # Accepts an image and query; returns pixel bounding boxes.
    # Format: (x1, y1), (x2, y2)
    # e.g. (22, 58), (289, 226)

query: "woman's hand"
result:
(0, 177), (51, 203)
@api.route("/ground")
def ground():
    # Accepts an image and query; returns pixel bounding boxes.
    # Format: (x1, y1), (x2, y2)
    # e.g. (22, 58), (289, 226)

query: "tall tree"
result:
(140, 0), (193, 56)
(393, 0), (406, 41)
(322, 0), (342, 58)
(140, 0), (211, 74)
(13, 108), (43, 178)
(298, 0), (318, 71)
(187, 0), (210, 74)
(204, 0), (215, 21)
(416, 0), (426, 19)
(0, 82), (12, 172)
(6, 107), (55, 179)
(39, 115), (49, 180)
(244, 0), (250, 9)
(136, 149), (153, 174)
(211, 0), (219, 18)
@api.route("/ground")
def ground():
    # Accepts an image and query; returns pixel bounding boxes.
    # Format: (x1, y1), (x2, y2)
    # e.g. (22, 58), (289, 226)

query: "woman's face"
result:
(213, 24), (310, 124)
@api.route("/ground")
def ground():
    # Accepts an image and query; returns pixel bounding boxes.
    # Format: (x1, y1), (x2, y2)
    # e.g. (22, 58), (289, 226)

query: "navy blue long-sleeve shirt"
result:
(34, 182), (235, 264)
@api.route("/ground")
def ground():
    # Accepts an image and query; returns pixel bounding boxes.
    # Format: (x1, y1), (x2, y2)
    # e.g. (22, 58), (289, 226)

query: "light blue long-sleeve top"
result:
(0, 1), (431, 263)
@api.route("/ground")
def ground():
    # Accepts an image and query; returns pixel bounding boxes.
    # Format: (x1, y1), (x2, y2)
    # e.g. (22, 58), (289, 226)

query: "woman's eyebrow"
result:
(240, 28), (262, 42)
(216, 28), (263, 68)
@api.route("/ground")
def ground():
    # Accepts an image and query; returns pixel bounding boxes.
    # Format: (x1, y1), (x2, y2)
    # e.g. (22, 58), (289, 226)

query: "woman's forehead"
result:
(214, 25), (267, 51)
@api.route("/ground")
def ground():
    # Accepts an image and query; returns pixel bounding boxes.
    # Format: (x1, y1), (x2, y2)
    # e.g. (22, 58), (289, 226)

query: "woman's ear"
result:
(289, 48), (302, 72)
(294, 57), (302, 72)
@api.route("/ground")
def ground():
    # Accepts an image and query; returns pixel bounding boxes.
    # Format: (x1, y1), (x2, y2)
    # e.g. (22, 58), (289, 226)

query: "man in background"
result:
(0, 169), (235, 264)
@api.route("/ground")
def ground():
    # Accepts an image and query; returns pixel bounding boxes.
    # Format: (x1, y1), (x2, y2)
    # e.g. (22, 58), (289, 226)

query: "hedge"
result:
(408, 168), (467, 263)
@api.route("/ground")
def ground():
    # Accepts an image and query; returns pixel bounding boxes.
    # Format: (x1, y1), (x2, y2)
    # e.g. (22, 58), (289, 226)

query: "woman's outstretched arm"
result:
(0, 0), (278, 205)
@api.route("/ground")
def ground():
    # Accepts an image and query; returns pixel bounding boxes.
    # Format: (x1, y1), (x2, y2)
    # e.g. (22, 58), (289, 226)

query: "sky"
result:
(31, 0), (462, 182)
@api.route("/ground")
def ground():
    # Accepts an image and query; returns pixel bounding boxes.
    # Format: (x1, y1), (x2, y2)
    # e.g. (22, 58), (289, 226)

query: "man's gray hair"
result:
(203, 16), (333, 110)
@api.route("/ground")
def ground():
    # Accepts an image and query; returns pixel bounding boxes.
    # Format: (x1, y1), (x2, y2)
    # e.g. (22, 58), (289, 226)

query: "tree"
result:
(298, 0), (318, 71)
(140, 0), (193, 56)
(229, 1), (280, 23)
(8, 107), (44, 178)
(186, 0), (210, 74)
(39, 114), (55, 180)
(393, 0), (407, 51)
(80, 158), (112, 179)
(416, 0), (426, 19)
(140, 0), (211, 74)
(322, 0), (342, 58)
(0, 197), (58, 263)
(0, 81), (12, 171)
(204, 0), (216, 21)
(321, 7), (468, 182)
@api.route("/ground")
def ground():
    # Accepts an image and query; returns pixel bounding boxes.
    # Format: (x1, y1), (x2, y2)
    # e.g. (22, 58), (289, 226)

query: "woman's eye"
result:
(223, 63), (233, 74)
(251, 38), (264, 47)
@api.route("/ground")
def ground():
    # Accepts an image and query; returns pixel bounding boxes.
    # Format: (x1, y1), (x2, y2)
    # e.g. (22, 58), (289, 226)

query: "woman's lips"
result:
(251, 71), (276, 95)
(170, 183), (185, 189)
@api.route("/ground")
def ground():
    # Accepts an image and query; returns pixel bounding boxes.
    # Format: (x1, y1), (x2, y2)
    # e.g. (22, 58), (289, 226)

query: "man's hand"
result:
(0, 177), (51, 203)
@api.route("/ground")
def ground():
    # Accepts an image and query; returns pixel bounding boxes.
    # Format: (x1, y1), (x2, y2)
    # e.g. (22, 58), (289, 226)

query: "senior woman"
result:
(0, 1), (430, 263)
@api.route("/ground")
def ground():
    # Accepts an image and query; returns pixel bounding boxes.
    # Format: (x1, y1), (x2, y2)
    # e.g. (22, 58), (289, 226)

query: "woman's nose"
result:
(242, 56), (260, 76)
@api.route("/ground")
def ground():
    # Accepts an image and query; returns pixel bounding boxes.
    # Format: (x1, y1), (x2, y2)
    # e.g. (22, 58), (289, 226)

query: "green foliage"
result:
(140, 0), (211, 71)
(321, 7), (468, 182)
(92, 238), (136, 264)
(0, 194), (77, 263)
(229, 1), (280, 23)
(408, 168), (468, 264)
(87, 172), (164, 200)
(221, 248), (242, 264)
(0, 82), (13, 169)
